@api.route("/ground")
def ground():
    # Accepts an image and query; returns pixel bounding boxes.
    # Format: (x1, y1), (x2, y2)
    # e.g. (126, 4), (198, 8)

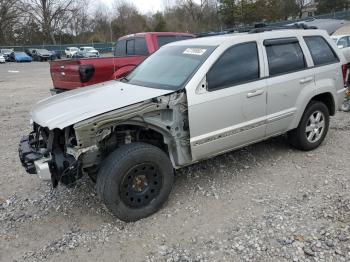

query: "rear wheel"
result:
(96, 143), (174, 222)
(288, 101), (330, 151)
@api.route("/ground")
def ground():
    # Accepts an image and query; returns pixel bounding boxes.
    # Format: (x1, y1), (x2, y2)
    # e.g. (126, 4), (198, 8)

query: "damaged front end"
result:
(19, 89), (192, 188)
(18, 124), (81, 187)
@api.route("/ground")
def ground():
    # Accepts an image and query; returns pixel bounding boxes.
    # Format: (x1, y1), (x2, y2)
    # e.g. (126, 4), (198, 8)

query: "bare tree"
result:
(112, 0), (148, 37)
(0, 0), (20, 44)
(69, 0), (92, 43)
(20, 0), (79, 44)
(172, 0), (219, 32)
(296, 0), (309, 18)
(90, 3), (111, 42)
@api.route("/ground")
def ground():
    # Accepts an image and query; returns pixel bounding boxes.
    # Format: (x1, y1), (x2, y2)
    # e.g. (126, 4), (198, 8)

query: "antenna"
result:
(110, 19), (116, 77)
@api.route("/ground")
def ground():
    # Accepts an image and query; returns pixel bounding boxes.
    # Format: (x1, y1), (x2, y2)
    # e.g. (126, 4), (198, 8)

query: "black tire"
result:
(96, 142), (174, 222)
(288, 101), (330, 151)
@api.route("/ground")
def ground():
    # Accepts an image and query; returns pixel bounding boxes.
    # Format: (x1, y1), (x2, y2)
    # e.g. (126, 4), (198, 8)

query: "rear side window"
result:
(157, 35), (193, 47)
(265, 40), (306, 76)
(207, 42), (260, 91)
(126, 39), (135, 55)
(134, 38), (148, 55)
(115, 40), (126, 56)
(304, 36), (339, 66)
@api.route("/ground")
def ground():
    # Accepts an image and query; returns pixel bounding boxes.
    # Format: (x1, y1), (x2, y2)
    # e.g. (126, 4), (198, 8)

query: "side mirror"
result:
(338, 45), (344, 49)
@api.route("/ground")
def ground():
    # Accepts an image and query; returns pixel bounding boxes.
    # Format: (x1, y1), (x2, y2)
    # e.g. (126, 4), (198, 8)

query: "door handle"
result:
(247, 89), (264, 98)
(300, 77), (313, 84)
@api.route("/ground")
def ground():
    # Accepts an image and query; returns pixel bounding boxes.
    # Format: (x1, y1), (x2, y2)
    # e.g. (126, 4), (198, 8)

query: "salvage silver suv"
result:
(19, 29), (347, 221)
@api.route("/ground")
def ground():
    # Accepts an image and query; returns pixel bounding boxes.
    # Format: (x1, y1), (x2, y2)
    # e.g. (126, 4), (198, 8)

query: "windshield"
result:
(157, 35), (194, 47)
(37, 49), (49, 53)
(125, 45), (216, 90)
(16, 52), (26, 55)
(84, 47), (94, 51)
(71, 47), (79, 51)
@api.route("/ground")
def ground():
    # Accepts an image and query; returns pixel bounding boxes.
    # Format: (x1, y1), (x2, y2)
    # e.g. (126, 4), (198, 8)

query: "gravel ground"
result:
(1, 62), (350, 262)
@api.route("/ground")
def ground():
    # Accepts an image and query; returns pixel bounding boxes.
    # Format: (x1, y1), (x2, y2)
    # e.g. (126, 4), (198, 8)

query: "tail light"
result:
(342, 64), (348, 86)
(79, 64), (95, 83)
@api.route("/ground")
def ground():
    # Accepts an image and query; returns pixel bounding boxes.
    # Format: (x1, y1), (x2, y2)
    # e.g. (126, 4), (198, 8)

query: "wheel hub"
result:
(120, 163), (162, 208)
(132, 175), (148, 192)
(305, 111), (325, 143)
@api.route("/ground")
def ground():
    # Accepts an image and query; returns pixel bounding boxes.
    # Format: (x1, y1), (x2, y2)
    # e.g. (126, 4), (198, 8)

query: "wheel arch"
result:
(310, 92), (336, 116)
(101, 121), (181, 168)
(289, 91), (336, 131)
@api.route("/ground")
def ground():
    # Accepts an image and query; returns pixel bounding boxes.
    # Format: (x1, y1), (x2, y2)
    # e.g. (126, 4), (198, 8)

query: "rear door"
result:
(304, 35), (343, 107)
(263, 37), (315, 136)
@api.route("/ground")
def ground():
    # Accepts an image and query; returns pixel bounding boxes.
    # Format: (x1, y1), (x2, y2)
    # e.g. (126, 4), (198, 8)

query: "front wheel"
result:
(288, 101), (330, 151)
(96, 143), (174, 222)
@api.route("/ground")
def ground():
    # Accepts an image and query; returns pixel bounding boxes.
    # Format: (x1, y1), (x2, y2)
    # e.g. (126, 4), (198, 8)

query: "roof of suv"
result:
(167, 29), (330, 47)
(119, 32), (195, 40)
(331, 35), (348, 39)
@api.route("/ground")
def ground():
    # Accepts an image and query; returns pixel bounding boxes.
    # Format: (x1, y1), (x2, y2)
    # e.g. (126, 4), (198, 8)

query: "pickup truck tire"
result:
(288, 101), (329, 151)
(96, 142), (174, 222)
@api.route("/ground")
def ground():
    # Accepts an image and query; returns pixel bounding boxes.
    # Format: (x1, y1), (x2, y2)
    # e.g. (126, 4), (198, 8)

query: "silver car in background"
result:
(79, 46), (100, 57)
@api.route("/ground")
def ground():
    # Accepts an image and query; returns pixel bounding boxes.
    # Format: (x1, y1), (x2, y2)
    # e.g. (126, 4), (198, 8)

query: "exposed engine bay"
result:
(19, 90), (192, 186)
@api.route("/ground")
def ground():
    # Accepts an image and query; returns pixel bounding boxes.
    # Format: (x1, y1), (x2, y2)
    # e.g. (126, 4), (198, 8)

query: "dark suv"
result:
(25, 49), (51, 61)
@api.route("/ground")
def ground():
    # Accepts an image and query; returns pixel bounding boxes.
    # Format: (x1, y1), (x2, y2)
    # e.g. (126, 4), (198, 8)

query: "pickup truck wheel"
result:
(288, 101), (329, 151)
(96, 142), (174, 222)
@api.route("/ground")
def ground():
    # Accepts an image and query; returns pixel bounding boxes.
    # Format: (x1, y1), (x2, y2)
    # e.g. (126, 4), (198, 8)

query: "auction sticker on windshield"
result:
(183, 48), (207, 56)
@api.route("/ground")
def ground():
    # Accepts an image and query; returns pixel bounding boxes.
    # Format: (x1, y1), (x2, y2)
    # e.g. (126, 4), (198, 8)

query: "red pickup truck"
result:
(50, 32), (194, 94)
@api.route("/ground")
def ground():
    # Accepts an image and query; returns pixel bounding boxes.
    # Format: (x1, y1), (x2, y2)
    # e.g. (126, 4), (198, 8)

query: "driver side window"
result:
(207, 42), (260, 91)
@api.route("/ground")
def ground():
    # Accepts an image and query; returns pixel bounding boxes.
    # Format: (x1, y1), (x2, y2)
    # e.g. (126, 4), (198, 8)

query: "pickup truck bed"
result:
(50, 32), (194, 93)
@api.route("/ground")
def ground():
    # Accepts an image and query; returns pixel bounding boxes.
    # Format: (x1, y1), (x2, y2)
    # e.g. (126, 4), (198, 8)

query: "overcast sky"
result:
(99, 0), (167, 14)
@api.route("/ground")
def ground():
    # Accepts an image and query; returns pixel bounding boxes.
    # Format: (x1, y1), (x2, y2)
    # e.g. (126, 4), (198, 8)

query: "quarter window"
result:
(134, 38), (149, 56)
(126, 39), (135, 55)
(265, 40), (306, 76)
(207, 42), (260, 91)
(304, 36), (339, 66)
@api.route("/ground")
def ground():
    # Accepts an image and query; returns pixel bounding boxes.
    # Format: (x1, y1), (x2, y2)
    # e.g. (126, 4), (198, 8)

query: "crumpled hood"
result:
(31, 81), (174, 130)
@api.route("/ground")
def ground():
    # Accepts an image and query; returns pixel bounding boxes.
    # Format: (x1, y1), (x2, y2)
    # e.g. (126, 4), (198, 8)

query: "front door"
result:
(188, 42), (268, 161)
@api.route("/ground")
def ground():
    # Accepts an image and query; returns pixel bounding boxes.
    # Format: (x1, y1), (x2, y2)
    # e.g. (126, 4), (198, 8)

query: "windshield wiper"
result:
(119, 77), (129, 83)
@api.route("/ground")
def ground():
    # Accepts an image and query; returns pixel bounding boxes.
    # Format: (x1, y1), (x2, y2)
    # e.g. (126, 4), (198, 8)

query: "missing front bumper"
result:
(18, 135), (51, 180)
(19, 134), (82, 185)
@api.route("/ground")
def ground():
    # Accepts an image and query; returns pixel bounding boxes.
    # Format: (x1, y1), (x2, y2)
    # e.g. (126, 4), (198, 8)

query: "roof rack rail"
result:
(249, 23), (318, 33)
(196, 22), (318, 38)
(195, 31), (229, 38)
